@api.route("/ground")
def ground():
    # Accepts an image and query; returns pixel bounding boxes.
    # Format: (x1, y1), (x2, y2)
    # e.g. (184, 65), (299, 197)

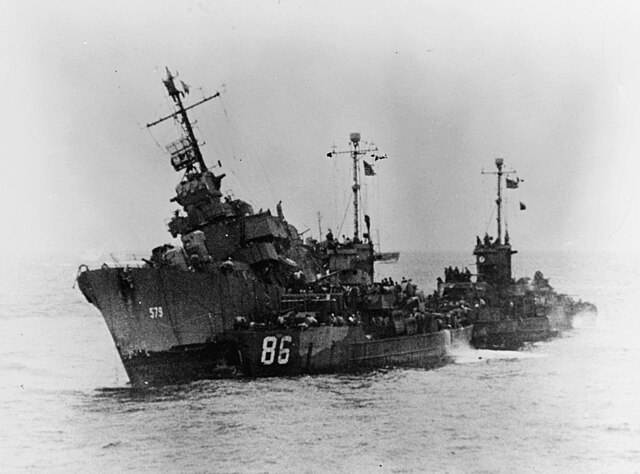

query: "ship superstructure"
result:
(431, 158), (596, 349)
(77, 69), (321, 385)
(77, 71), (472, 386)
(321, 133), (378, 287)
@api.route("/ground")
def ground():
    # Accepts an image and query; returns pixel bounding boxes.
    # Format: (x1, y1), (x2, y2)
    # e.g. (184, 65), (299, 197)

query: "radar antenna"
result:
(146, 68), (222, 175)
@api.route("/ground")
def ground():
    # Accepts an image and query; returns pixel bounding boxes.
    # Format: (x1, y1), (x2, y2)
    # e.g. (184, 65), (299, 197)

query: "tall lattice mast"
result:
(328, 133), (380, 242)
(146, 68), (221, 175)
(481, 158), (518, 244)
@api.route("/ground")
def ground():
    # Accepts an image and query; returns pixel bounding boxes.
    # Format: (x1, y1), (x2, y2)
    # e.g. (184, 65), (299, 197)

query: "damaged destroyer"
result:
(77, 70), (472, 387)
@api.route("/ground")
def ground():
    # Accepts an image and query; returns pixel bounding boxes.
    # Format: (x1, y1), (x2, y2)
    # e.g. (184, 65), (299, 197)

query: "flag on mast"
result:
(506, 177), (519, 189)
(363, 161), (376, 176)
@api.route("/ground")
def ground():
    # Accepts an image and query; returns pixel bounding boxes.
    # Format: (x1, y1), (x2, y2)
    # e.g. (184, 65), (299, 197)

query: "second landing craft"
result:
(431, 158), (597, 350)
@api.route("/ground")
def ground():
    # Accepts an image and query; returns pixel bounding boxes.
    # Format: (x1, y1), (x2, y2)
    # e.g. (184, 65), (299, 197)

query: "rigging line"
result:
(608, 181), (636, 241)
(256, 152), (277, 205)
(330, 153), (349, 233)
(332, 156), (340, 232)
(194, 118), (227, 172)
(359, 187), (368, 227)
(227, 168), (259, 206)
(200, 92), (244, 180)
(202, 95), (248, 200)
(197, 91), (231, 166)
(341, 185), (352, 232)
(609, 85), (640, 241)
(218, 94), (231, 122)
(145, 119), (177, 158)
(337, 193), (353, 238)
(146, 127), (168, 154)
(159, 90), (183, 136)
(481, 173), (494, 230)
(376, 168), (381, 238)
(214, 122), (266, 209)
(485, 204), (496, 236)
(212, 111), (232, 165)
(620, 83), (640, 180)
(361, 176), (368, 213)
(218, 94), (277, 205)
(504, 193), (510, 235)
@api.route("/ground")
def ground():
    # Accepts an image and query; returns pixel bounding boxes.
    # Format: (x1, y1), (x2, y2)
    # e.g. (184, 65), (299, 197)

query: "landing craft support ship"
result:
(426, 158), (597, 350)
(77, 70), (472, 387)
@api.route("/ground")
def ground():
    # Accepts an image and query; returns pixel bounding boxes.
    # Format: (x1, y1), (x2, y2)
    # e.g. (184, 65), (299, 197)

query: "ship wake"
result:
(450, 341), (547, 364)
(570, 309), (598, 329)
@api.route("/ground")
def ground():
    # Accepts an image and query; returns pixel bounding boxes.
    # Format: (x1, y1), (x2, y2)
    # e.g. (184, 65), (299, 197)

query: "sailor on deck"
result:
(277, 200), (284, 220)
(464, 267), (471, 281)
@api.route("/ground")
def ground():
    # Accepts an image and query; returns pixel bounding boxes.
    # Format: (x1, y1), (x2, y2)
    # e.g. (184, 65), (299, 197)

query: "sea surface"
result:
(0, 251), (638, 473)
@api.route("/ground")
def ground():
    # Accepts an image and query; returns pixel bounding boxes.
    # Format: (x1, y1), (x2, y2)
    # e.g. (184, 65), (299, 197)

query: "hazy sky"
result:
(2, 0), (639, 258)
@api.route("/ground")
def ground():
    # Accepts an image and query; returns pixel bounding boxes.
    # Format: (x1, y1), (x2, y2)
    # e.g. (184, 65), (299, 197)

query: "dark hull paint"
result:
(77, 266), (280, 357)
(121, 342), (243, 387)
(472, 318), (556, 350)
(119, 326), (473, 387)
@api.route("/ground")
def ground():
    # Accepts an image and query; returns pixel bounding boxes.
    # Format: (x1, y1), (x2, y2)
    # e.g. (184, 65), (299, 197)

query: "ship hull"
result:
(77, 265), (280, 357)
(225, 325), (472, 379)
(108, 326), (473, 387)
(78, 263), (477, 387)
(78, 265), (474, 387)
(120, 341), (243, 387)
(471, 317), (556, 350)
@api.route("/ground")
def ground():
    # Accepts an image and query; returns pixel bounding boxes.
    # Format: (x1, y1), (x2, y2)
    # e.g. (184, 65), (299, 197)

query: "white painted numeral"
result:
(149, 306), (163, 319)
(278, 335), (292, 365)
(260, 335), (292, 365)
(260, 336), (278, 364)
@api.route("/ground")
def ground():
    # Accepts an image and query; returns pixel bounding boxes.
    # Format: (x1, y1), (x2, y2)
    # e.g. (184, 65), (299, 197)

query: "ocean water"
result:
(0, 251), (638, 473)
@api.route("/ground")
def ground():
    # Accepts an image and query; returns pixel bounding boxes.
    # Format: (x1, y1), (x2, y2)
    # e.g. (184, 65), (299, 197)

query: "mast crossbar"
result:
(482, 160), (517, 244)
(146, 92), (221, 128)
(328, 135), (380, 242)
